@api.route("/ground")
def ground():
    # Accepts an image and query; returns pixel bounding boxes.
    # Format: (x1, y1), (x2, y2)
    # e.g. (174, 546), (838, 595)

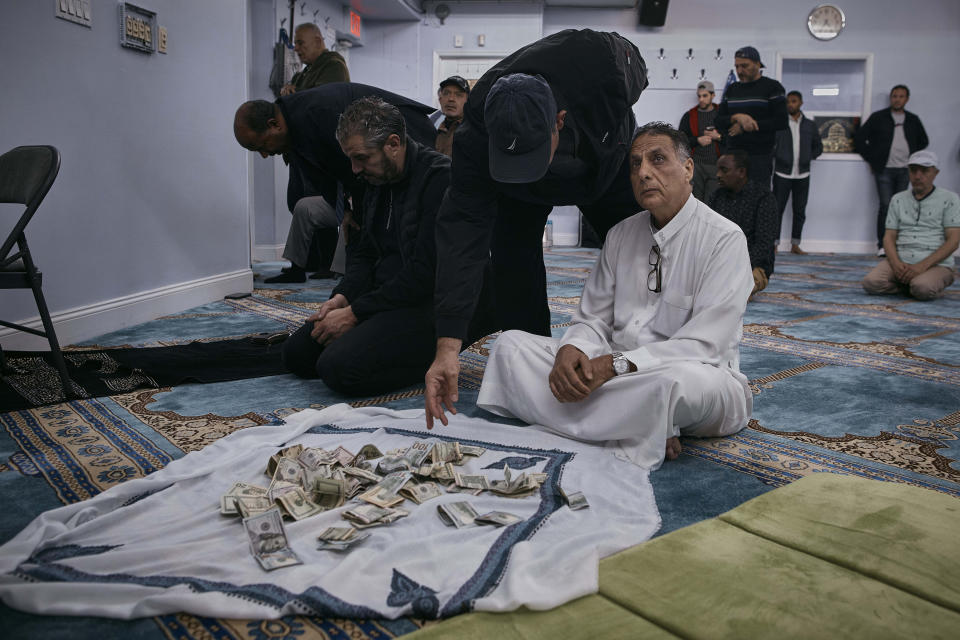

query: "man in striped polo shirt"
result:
(715, 46), (788, 190)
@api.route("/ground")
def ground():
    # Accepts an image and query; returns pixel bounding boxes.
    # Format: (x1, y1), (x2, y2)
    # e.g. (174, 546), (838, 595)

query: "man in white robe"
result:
(477, 122), (755, 469)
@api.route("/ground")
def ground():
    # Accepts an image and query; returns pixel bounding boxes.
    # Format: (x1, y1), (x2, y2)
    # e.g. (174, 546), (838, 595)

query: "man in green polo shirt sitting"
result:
(862, 150), (959, 300)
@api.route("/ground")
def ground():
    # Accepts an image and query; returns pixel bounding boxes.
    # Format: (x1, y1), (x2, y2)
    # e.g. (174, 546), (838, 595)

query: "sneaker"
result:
(790, 244), (807, 255)
(876, 248), (886, 258)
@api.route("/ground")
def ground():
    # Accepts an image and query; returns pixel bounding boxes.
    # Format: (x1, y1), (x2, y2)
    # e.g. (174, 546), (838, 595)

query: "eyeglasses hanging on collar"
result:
(647, 244), (662, 293)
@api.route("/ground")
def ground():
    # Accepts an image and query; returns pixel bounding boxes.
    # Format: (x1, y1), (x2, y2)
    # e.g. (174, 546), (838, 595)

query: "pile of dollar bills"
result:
(221, 439), (587, 570)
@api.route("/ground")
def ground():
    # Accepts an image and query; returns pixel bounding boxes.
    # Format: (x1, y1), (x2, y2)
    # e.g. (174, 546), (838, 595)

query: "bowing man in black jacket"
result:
(233, 83), (436, 282)
(281, 97), (495, 396)
(424, 29), (649, 428)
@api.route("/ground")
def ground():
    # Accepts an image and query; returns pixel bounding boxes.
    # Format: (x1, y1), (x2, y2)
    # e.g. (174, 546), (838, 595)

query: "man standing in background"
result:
(432, 75), (470, 157)
(280, 22), (349, 96)
(715, 46), (787, 190)
(855, 85), (929, 257)
(773, 91), (823, 254)
(679, 80), (722, 202)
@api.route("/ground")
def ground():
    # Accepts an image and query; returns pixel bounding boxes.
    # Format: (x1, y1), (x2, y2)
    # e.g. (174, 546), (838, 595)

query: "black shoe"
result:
(309, 270), (338, 280)
(264, 269), (306, 283)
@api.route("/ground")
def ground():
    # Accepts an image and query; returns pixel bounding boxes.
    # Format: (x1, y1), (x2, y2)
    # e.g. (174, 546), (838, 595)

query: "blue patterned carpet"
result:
(2, 248), (959, 639)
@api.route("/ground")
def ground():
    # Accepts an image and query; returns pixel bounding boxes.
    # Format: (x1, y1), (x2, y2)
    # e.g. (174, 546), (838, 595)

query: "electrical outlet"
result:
(454, 34), (463, 48)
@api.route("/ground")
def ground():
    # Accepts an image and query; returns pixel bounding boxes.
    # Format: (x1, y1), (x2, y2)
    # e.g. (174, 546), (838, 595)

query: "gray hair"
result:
(335, 97), (406, 149)
(632, 122), (691, 162)
(294, 22), (322, 37)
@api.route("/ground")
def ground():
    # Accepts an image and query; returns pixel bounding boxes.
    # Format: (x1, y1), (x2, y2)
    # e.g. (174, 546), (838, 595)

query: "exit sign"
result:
(349, 10), (361, 39)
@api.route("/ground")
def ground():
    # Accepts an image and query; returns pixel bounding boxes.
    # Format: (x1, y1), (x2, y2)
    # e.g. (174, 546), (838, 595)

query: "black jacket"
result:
(715, 76), (788, 155)
(854, 107), (928, 174)
(434, 29), (648, 340)
(774, 114), (823, 175)
(333, 140), (483, 321)
(277, 83), (435, 212)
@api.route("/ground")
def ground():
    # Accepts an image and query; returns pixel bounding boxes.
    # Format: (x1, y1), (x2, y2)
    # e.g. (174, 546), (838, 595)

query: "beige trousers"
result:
(862, 259), (955, 301)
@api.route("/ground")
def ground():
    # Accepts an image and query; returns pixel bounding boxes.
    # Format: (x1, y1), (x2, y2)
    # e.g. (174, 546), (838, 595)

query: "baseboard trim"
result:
(253, 244), (285, 262)
(0, 268), (253, 350)
(777, 239), (877, 254)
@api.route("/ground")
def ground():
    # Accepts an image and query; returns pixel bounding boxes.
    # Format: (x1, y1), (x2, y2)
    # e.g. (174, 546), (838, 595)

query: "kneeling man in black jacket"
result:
(282, 97), (495, 396)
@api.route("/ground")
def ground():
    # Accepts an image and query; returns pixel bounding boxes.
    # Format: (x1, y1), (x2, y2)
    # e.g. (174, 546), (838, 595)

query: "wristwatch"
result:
(611, 351), (630, 376)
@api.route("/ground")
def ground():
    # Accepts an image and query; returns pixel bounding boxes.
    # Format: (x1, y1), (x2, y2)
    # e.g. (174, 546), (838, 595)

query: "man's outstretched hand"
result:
(425, 338), (462, 429)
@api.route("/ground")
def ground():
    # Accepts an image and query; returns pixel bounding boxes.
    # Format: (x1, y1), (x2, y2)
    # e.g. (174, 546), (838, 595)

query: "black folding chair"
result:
(0, 145), (74, 401)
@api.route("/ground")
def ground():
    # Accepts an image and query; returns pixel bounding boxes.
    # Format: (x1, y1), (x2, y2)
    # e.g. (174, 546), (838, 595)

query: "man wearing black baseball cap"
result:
(715, 46), (788, 189)
(434, 75), (470, 156)
(423, 29), (648, 428)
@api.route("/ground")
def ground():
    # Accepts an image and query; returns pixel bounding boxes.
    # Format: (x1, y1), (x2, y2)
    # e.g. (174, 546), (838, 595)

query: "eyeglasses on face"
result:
(647, 244), (662, 293)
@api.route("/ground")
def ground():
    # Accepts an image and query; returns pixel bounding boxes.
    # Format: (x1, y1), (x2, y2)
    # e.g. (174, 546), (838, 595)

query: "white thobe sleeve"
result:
(558, 232), (619, 358)
(624, 230), (752, 370)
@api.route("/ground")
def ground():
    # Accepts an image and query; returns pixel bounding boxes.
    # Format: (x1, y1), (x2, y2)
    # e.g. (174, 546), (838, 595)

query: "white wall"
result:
(0, 0), (253, 349)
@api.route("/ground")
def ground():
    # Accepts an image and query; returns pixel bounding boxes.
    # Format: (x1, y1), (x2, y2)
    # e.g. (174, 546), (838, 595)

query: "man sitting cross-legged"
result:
(477, 122), (754, 469)
(282, 97), (495, 395)
(862, 150), (959, 300)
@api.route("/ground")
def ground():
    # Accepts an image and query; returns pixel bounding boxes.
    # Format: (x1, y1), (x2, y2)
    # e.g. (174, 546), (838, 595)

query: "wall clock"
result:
(808, 4), (845, 40)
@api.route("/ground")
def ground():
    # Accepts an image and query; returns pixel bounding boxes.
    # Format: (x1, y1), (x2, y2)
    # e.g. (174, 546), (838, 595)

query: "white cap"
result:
(907, 150), (938, 168)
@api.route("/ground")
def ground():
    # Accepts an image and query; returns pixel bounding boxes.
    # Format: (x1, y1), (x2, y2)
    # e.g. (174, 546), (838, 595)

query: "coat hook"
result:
(658, 48), (665, 60)
(299, 2), (306, 16)
(280, 17), (287, 28)
(671, 68), (678, 80)
(699, 68), (706, 80)
(715, 48), (723, 61)
(686, 48), (694, 60)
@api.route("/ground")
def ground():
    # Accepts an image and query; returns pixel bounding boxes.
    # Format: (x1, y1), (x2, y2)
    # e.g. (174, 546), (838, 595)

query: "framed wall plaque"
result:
(119, 3), (156, 53)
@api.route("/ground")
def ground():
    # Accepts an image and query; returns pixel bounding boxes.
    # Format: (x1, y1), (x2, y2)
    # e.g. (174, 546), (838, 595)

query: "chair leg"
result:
(28, 277), (74, 401)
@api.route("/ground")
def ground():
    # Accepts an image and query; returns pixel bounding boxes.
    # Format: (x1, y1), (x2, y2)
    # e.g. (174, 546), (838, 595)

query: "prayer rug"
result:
(0, 338), (287, 412)
(0, 405), (658, 619)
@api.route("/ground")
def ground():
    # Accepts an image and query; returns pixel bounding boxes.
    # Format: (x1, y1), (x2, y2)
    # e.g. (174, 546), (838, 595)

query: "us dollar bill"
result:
(220, 482), (269, 515)
(275, 486), (324, 520)
(242, 507), (302, 571)
(454, 472), (491, 491)
(331, 446), (356, 467)
(560, 487), (589, 510)
(231, 495), (274, 518)
(474, 511), (524, 527)
(437, 501), (479, 528)
(399, 481), (443, 504)
(312, 477), (346, 510)
(459, 444), (486, 457)
(430, 441), (462, 465)
(316, 526), (370, 550)
(358, 471), (412, 508)
(298, 447), (336, 470)
(343, 503), (409, 528)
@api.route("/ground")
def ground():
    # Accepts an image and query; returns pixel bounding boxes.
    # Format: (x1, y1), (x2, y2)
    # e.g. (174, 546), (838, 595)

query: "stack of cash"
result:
(398, 480), (443, 504)
(559, 487), (590, 510)
(220, 481), (271, 516)
(316, 526), (370, 551)
(437, 501), (480, 528)
(489, 465), (544, 498)
(358, 471), (412, 508)
(343, 503), (410, 528)
(243, 507), (302, 571)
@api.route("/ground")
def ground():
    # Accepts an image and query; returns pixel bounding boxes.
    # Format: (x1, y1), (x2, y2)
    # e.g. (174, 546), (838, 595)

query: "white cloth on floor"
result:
(0, 404), (659, 620)
(478, 196), (754, 470)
